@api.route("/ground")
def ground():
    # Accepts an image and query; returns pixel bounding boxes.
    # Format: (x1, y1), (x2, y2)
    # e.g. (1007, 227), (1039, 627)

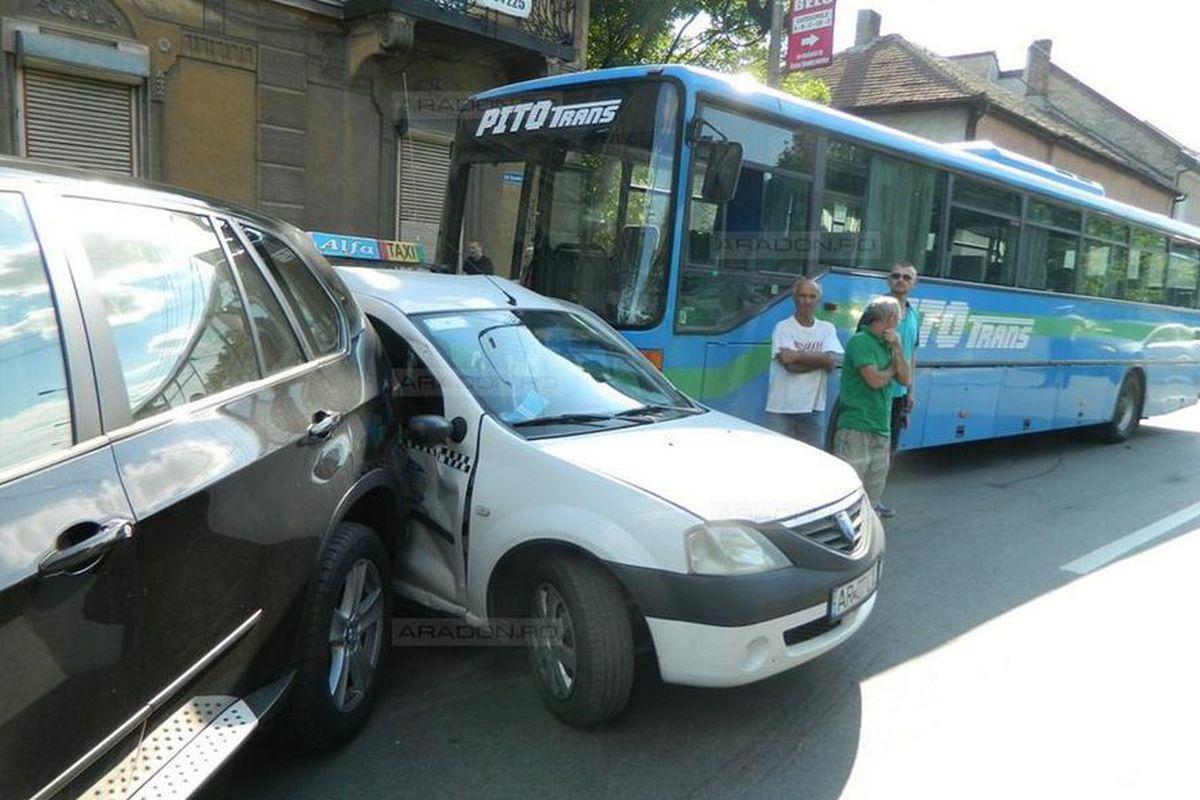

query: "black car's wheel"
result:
(527, 554), (634, 727)
(1100, 373), (1143, 443)
(290, 522), (392, 749)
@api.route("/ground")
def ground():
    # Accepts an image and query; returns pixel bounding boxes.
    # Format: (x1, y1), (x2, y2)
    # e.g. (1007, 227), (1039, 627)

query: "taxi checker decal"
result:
(913, 299), (1035, 351)
(408, 441), (473, 474)
(475, 98), (622, 137)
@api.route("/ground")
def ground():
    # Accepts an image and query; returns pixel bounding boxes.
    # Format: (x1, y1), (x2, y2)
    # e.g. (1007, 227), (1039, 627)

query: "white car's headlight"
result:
(685, 522), (791, 575)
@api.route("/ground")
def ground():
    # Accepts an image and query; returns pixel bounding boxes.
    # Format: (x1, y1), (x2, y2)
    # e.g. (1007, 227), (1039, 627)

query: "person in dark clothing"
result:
(464, 241), (495, 275)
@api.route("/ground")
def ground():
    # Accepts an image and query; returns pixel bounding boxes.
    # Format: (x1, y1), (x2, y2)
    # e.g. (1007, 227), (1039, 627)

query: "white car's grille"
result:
(781, 494), (867, 554)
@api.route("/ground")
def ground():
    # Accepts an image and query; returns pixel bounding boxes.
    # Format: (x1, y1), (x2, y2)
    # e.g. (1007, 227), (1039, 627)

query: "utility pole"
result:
(767, 0), (784, 87)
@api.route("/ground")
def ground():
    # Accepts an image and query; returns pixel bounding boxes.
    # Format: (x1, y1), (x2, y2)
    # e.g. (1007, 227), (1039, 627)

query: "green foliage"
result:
(742, 45), (834, 104)
(587, 0), (830, 104)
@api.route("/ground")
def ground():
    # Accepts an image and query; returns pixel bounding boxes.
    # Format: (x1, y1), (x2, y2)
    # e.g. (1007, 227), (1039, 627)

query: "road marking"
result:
(1062, 499), (1200, 575)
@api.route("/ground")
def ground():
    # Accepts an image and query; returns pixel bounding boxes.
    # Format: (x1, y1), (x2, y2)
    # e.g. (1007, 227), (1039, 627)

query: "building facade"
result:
(806, 10), (1200, 225)
(0, 0), (588, 243)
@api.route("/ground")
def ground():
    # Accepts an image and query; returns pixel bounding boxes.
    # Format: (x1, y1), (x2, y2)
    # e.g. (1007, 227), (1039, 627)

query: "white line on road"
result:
(1061, 499), (1200, 575)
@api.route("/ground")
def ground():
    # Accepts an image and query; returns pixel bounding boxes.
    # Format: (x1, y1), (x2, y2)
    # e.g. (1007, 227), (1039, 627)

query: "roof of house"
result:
(803, 35), (1175, 193)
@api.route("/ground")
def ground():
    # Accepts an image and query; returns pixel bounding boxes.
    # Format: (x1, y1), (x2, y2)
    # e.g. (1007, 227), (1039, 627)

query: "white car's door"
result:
(362, 301), (482, 613)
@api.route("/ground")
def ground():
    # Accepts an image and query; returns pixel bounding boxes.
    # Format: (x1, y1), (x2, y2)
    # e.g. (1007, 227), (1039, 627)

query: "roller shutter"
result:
(22, 69), (136, 176)
(397, 135), (451, 245)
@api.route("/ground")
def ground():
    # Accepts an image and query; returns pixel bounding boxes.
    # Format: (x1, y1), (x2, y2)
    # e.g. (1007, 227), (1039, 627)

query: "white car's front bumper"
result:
(646, 592), (877, 688)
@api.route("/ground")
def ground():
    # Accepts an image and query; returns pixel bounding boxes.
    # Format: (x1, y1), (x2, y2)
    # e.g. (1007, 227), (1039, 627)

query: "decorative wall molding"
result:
(179, 29), (256, 70)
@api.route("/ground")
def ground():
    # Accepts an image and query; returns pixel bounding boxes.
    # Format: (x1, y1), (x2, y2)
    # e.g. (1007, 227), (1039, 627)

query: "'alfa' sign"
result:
(472, 0), (532, 19)
(787, 0), (836, 71)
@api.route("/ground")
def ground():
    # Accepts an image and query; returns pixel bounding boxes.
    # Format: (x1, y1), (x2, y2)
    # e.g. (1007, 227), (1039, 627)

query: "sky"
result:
(823, 0), (1200, 151)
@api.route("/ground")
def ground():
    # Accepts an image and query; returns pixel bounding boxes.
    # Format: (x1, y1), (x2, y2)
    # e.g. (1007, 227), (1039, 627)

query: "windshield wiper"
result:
(614, 404), (702, 418)
(511, 413), (617, 428)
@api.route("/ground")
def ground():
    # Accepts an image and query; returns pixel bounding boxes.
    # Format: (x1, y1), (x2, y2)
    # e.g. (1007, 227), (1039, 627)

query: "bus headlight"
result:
(685, 522), (791, 575)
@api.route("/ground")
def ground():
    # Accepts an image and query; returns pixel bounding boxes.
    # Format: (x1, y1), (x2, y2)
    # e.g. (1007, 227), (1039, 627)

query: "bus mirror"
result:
(699, 141), (743, 204)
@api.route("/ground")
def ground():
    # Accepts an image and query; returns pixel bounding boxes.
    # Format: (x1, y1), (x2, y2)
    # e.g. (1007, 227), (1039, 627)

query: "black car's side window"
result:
(0, 192), (72, 473)
(243, 227), (341, 357)
(71, 199), (261, 421)
(218, 222), (305, 374)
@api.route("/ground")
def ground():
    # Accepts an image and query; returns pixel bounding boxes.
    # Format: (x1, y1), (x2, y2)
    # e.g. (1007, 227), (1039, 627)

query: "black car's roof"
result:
(0, 155), (277, 227)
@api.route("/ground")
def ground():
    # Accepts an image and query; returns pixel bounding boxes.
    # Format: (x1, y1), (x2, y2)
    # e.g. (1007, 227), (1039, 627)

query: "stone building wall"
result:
(0, 0), (577, 238)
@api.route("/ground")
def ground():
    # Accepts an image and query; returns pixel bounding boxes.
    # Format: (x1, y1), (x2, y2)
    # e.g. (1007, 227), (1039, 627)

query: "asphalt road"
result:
(203, 407), (1200, 800)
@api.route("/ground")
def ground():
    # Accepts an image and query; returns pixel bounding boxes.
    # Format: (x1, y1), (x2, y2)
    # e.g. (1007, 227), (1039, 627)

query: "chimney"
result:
(1025, 39), (1053, 96)
(855, 9), (881, 46)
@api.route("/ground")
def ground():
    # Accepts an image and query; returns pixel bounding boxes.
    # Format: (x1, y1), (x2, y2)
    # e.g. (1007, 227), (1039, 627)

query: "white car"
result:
(339, 269), (885, 725)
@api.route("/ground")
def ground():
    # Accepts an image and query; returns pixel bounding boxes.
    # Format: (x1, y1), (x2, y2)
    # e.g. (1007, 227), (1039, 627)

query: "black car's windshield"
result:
(441, 81), (681, 330)
(414, 308), (696, 431)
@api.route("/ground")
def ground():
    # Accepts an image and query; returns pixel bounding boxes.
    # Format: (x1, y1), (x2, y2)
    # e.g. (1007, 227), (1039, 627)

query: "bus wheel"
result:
(1100, 373), (1143, 443)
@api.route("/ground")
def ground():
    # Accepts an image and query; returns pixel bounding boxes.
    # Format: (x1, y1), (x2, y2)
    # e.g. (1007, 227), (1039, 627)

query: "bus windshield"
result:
(441, 81), (680, 330)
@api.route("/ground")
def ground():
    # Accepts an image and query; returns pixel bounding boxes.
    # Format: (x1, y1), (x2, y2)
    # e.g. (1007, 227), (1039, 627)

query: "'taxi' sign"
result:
(787, 0), (837, 71)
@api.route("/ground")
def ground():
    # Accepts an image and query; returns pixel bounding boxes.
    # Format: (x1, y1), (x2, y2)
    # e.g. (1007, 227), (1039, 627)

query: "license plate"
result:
(830, 563), (880, 618)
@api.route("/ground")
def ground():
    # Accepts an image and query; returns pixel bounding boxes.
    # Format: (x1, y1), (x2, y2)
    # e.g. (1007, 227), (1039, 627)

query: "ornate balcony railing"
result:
(346, 0), (577, 61)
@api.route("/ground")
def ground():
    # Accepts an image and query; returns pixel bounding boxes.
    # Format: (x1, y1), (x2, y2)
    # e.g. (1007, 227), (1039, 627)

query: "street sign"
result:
(787, 0), (836, 71)
(471, 0), (532, 19)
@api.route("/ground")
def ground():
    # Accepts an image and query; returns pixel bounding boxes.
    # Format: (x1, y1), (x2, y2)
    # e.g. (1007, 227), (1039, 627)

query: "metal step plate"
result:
(82, 697), (236, 799)
(80, 696), (258, 800)
(128, 700), (257, 800)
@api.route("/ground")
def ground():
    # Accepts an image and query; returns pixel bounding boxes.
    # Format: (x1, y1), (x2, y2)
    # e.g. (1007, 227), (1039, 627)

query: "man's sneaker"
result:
(874, 503), (896, 519)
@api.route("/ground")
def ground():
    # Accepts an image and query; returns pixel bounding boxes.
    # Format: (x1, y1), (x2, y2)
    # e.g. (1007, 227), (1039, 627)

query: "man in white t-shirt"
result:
(765, 278), (843, 447)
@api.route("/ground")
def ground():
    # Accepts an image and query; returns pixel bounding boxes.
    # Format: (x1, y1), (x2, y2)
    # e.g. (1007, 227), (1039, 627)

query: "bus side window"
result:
(1166, 242), (1199, 308)
(1125, 230), (1168, 304)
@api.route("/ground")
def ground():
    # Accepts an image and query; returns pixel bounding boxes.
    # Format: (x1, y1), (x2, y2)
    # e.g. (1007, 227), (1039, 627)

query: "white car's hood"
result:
(534, 411), (862, 523)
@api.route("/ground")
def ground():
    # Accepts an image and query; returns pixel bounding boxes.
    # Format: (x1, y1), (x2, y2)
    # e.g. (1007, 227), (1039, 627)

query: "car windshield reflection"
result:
(415, 309), (697, 432)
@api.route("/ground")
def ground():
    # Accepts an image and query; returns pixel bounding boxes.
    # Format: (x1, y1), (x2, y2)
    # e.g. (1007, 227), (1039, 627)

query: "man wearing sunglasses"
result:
(886, 262), (922, 457)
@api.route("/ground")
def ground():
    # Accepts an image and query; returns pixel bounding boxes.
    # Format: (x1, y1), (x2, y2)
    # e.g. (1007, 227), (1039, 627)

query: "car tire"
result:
(290, 522), (392, 750)
(527, 554), (634, 727)
(1100, 373), (1143, 443)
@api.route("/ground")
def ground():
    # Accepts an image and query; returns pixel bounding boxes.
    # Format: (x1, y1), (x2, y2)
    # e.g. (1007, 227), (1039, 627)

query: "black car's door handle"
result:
(305, 410), (342, 443)
(39, 519), (135, 577)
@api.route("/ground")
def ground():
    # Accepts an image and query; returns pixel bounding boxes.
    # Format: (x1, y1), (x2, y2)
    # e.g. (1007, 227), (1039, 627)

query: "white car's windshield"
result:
(415, 308), (697, 431)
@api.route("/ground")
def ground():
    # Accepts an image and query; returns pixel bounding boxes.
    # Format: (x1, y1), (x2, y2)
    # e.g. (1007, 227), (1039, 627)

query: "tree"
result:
(587, 0), (830, 103)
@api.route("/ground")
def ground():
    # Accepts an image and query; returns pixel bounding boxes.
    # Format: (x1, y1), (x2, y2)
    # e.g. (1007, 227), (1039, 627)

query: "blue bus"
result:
(437, 65), (1200, 450)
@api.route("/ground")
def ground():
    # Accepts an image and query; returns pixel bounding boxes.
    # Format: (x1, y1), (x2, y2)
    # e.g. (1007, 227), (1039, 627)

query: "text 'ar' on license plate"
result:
(831, 563), (878, 618)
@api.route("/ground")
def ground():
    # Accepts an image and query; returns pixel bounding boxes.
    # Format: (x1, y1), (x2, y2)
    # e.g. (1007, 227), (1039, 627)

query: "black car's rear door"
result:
(0, 187), (144, 799)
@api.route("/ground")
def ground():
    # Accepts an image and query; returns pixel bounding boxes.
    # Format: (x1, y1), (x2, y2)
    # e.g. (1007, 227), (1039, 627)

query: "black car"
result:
(0, 160), (403, 798)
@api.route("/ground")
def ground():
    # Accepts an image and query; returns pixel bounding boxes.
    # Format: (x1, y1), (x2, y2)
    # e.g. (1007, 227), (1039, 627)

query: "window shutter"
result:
(22, 69), (136, 176)
(397, 136), (451, 245)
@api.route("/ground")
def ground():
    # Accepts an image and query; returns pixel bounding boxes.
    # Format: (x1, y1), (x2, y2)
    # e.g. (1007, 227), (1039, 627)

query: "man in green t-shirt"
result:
(835, 296), (911, 517)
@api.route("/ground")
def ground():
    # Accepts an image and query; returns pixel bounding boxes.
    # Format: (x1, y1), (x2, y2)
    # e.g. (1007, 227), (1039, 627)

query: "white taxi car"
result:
(339, 268), (885, 725)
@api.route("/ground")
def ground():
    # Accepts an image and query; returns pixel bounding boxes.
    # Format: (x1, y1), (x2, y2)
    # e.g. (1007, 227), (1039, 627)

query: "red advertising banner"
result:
(787, 0), (837, 71)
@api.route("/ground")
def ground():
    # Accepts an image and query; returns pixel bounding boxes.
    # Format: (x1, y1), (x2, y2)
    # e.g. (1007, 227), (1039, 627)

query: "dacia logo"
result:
(835, 511), (858, 545)
(475, 99), (622, 137)
(914, 299), (1034, 350)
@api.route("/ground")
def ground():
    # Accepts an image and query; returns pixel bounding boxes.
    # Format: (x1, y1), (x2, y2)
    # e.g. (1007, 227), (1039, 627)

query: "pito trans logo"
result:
(914, 299), (1034, 350)
(475, 99), (622, 137)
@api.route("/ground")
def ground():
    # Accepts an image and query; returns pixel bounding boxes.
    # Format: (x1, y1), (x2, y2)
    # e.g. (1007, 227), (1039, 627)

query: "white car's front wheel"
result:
(527, 554), (634, 726)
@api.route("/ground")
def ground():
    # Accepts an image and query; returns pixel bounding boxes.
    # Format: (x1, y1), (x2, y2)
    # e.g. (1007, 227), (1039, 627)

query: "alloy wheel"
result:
(531, 583), (577, 700)
(327, 559), (384, 712)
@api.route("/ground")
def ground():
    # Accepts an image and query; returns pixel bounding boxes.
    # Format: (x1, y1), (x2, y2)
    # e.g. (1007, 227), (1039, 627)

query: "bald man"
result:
(765, 278), (843, 447)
